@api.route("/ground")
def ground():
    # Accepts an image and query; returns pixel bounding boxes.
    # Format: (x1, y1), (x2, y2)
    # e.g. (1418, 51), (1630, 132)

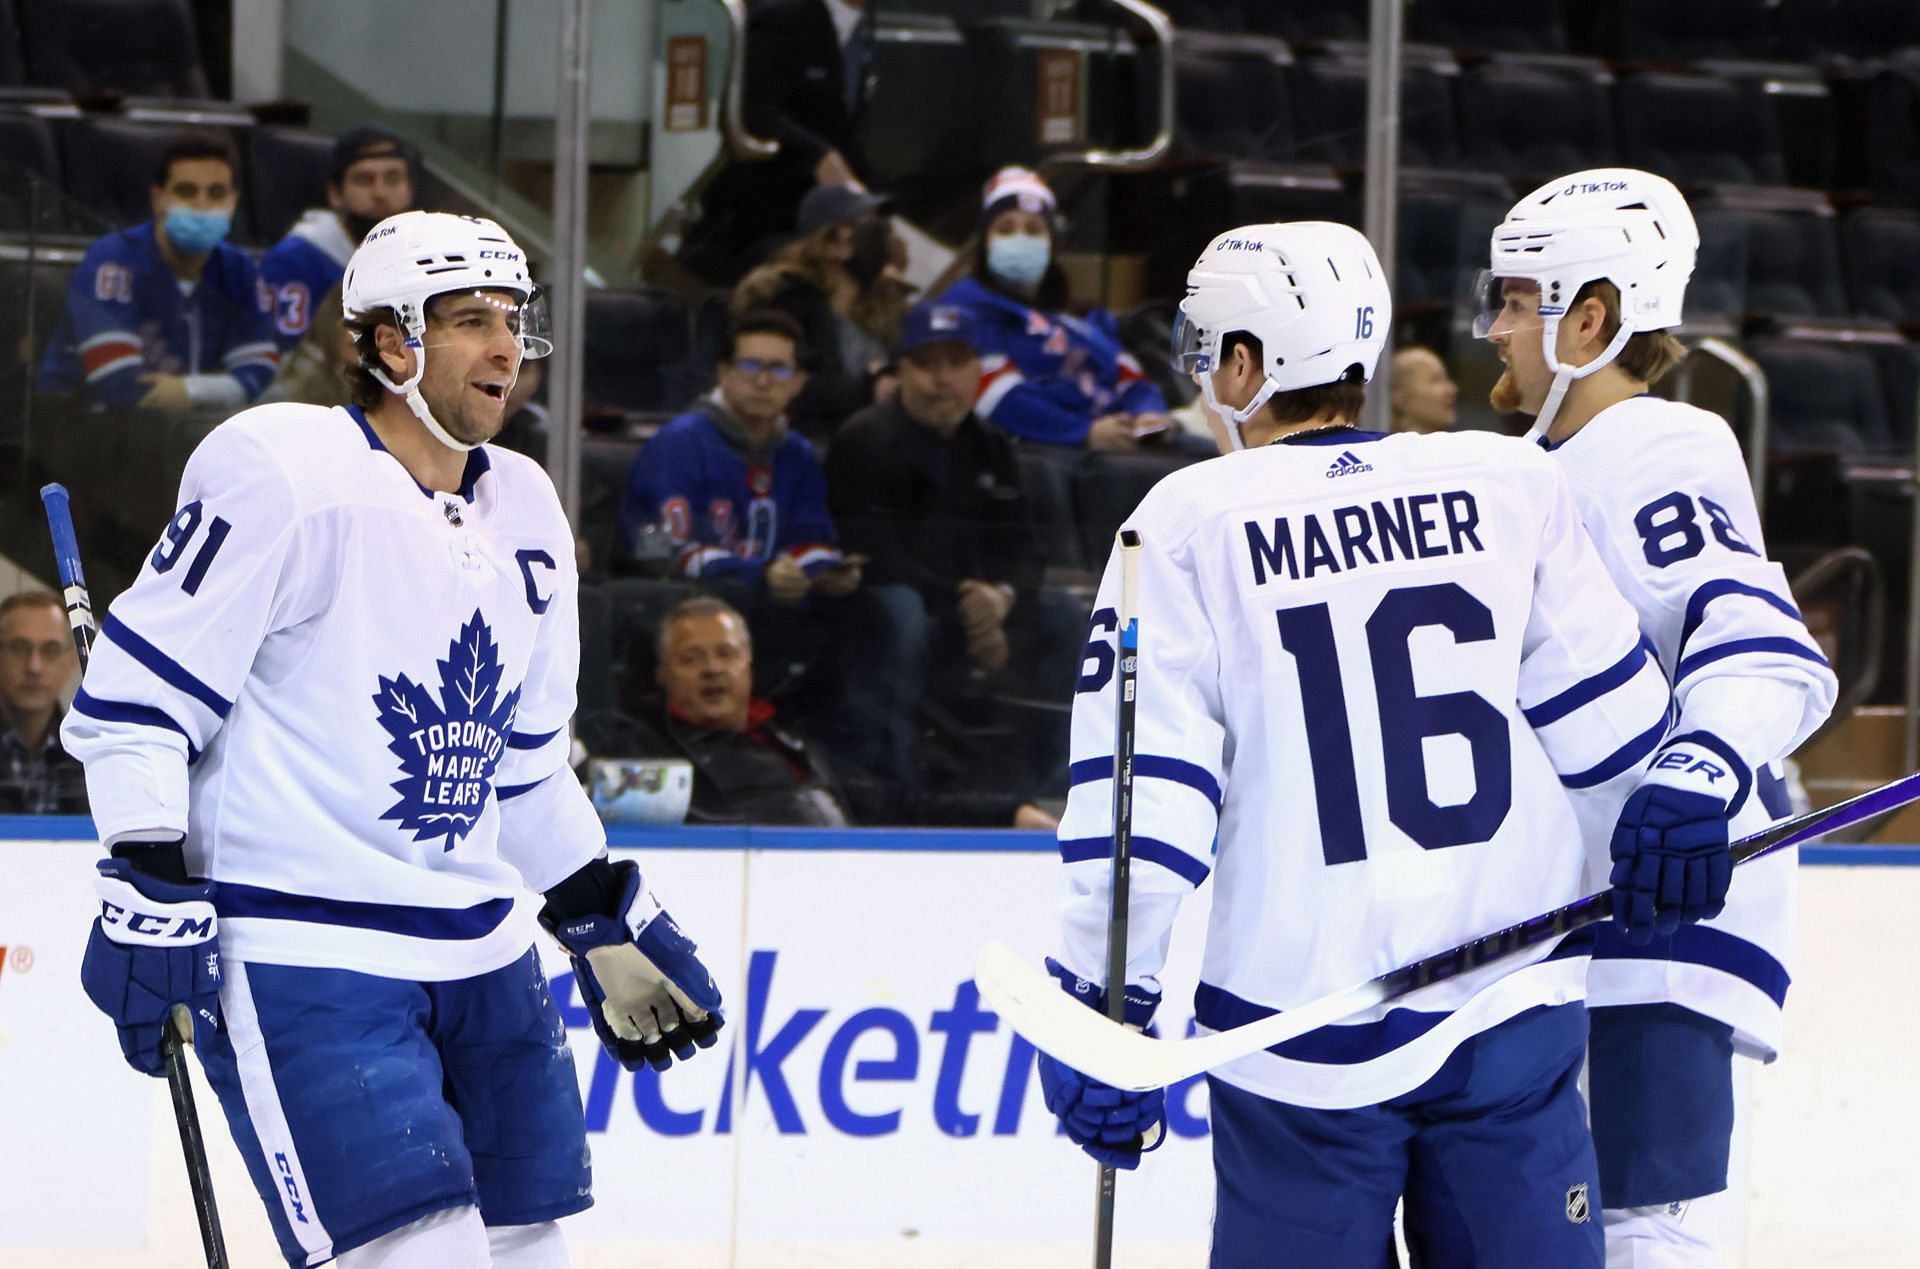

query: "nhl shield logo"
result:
(1565, 1182), (1591, 1225)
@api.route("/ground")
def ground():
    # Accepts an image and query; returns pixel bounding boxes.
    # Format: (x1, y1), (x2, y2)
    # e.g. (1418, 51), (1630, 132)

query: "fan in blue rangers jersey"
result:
(62, 211), (724, 1269)
(1041, 221), (1675, 1267)
(39, 134), (277, 412)
(258, 125), (418, 353)
(934, 166), (1172, 449)
(1476, 169), (1837, 1269)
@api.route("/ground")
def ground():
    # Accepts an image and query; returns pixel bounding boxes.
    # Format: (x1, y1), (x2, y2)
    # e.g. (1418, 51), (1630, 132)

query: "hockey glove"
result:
(539, 858), (723, 1072)
(1610, 734), (1745, 943)
(80, 854), (222, 1076)
(1035, 958), (1167, 1171)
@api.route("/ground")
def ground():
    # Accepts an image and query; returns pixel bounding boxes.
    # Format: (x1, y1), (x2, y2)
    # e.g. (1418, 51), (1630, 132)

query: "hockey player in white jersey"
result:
(1038, 221), (1676, 1266)
(64, 211), (724, 1268)
(1477, 169), (1837, 1267)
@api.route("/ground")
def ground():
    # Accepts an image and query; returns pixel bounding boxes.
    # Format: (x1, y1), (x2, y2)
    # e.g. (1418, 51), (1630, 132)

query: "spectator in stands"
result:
(581, 596), (1057, 828)
(260, 126), (419, 354)
(937, 166), (1174, 451)
(732, 182), (908, 439)
(681, 0), (876, 284)
(1390, 345), (1459, 434)
(827, 301), (1079, 782)
(0, 590), (86, 814)
(590, 596), (853, 826)
(261, 284), (354, 408)
(39, 133), (277, 413)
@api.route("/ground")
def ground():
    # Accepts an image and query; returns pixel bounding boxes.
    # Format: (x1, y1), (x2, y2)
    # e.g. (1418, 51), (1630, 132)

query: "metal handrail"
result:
(1039, 0), (1175, 176)
(1690, 336), (1770, 518)
(717, 0), (778, 159)
(1790, 546), (1886, 747)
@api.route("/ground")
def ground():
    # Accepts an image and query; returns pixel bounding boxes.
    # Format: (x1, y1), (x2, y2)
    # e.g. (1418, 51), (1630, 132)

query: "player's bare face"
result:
(658, 613), (752, 732)
(420, 292), (526, 446)
(1485, 280), (1550, 414)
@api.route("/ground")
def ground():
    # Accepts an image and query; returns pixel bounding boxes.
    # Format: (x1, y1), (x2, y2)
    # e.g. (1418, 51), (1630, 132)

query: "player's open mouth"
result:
(472, 382), (507, 400)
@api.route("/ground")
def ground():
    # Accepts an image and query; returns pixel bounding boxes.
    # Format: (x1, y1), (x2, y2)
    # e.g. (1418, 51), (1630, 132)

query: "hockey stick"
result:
(980, 768), (1920, 1094)
(42, 483), (230, 1269)
(1093, 528), (1142, 1269)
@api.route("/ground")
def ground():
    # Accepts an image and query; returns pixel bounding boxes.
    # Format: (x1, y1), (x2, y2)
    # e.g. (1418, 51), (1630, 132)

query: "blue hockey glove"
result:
(1035, 958), (1167, 1171)
(539, 859), (723, 1072)
(80, 856), (222, 1076)
(1610, 734), (1746, 943)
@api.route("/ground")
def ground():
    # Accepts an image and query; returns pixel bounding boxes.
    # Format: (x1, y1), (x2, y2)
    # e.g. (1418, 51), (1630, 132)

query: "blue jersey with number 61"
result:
(1538, 396), (1836, 1061)
(1055, 427), (1672, 1110)
(61, 403), (611, 984)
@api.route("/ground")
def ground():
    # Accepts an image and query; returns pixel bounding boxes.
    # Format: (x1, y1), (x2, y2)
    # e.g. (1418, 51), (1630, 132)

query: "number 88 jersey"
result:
(1054, 428), (1672, 1110)
(1541, 396), (1836, 1061)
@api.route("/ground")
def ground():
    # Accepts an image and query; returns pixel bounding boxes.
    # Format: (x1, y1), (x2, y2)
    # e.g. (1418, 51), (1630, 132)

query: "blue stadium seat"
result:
(1864, 54), (1920, 206)
(1243, 0), (1368, 44)
(1455, 62), (1614, 185)
(1615, 73), (1785, 187)
(1774, 0), (1920, 61)
(1594, 0), (1780, 62)
(1745, 337), (1893, 455)
(1408, 0), (1567, 54)
(1841, 208), (1920, 325)
(247, 127), (335, 248)
(1719, 203), (1848, 320)
(1172, 34), (1294, 161)
(1396, 171), (1511, 310)
(20, 0), (210, 99)
(58, 115), (220, 229)
(0, 108), (61, 231)
(583, 288), (695, 418)
(1288, 57), (1458, 169)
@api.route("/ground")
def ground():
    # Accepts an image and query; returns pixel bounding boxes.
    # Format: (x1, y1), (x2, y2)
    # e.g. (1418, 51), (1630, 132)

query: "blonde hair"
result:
(1572, 279), (1688, 386)
(733, 225), (907, 348)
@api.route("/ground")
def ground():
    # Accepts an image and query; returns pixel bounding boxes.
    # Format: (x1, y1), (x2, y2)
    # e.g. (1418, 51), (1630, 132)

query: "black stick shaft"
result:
(42, 483), (229, 1269)
(1095, 529), (1144, 1269)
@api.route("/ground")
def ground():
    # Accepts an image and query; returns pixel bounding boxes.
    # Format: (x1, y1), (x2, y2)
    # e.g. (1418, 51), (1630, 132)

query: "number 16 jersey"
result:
(1055, 428), (1671, 1109)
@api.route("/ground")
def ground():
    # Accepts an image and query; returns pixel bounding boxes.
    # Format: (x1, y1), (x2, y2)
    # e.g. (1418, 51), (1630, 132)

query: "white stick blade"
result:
(972, 941), (1191, 1092)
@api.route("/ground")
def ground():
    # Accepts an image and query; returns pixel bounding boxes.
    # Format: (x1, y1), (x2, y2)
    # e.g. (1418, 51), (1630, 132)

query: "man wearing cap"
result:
(826, 301), (1076, 788)
(259, 125), (419, 353)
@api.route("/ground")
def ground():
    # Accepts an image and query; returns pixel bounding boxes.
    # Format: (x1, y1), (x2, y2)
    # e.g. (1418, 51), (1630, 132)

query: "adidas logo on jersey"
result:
(1325, 450), (1373, 479)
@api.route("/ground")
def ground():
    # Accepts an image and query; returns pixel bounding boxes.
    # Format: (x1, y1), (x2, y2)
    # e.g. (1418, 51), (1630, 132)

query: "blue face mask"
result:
(987, 233), (1051, 292)
(162, 205), (231, 255)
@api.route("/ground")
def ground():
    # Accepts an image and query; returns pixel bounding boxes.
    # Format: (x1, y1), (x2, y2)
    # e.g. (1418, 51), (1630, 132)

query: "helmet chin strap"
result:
(1202, 374), (1282, 451)
(370, 343), (481, 454)
(1525, 316), (1635, 442)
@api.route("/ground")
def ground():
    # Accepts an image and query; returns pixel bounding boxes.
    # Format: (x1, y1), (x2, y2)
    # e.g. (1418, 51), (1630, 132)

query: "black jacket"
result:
(826, 398), (1044, 607)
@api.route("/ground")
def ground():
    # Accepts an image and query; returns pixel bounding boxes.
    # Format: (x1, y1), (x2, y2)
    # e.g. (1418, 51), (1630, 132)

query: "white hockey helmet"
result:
(342, 210), (552, 452)
(1173, 221), (1391, 449)
(1474, 168), (1698, 433)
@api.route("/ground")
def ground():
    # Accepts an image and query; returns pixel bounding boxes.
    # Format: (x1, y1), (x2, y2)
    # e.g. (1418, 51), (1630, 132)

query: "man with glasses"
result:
(0, 589), (86, 814)
(621, 308), (858, 605)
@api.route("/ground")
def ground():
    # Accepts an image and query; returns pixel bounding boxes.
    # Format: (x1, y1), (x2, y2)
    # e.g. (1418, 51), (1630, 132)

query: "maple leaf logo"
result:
(373, 609), (522, 851)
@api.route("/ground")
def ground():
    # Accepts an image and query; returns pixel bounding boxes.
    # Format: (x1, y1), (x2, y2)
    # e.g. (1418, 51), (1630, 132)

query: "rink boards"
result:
(1, 821), (1915, 1267)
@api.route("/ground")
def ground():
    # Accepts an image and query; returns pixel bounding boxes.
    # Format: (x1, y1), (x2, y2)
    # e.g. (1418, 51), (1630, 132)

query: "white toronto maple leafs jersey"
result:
(1540, 396), (1837, 1058)
(1056, 429), (1674, 1110)
(63, 403), (608, 981)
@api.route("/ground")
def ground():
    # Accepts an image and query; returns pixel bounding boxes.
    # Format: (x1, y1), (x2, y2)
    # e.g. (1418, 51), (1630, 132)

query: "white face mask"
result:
(986, 233), (1050, 291)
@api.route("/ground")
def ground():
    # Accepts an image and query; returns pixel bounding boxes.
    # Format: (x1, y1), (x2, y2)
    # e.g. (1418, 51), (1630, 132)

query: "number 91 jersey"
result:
(62, 403), (607, 984)
(1541, 397), (1836, 1060)
(1055, 429), (1671, 1110)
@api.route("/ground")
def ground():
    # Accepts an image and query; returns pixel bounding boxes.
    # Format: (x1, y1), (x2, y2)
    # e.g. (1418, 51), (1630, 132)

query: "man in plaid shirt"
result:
(0, 590), (86, 815)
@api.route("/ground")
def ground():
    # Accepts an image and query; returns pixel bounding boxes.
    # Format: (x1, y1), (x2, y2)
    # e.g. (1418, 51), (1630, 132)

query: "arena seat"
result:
(1287, 57), (1458, 169)
(1395, 171), (1512, 310)
(1455, 62), (1615, 185)
(1155, 0), (1248, 35)
(0, 108), (61, 230)
(1773, 0), (1920, 62)
(1242, 0), (1368, 45)
(1597, 0), (1781, 62)
(58, 115), (213, 229)
(1744, 337), (1893, 455)
(246, 127), (334, 248)
(583, 288), (695, 418)
(1072, 450), (1203, 572)
(1841, 208), (1920, 325)
(864, 15), (979, 216)
(1172, 34), (1294, 161)
(1710, 202), (1848, 321)
(20, 0), (210, 99)
(1615, 72), (1785, 187)
(1864, 54), (1920, 206)
(1408, 0), (1567, 55)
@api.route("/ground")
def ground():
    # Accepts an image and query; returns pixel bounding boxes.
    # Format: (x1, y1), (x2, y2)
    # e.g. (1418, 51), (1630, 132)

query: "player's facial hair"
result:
(1490, 364), (1522, 414)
